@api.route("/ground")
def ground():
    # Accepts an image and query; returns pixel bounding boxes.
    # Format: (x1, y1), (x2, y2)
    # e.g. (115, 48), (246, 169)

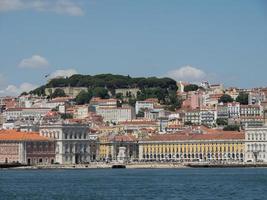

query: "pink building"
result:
(0, 130), (55, 165)
(182, 92), (202, 109)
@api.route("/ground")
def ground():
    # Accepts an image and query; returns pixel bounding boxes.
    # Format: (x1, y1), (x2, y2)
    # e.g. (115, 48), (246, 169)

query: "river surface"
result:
(0, 168), (267, 200)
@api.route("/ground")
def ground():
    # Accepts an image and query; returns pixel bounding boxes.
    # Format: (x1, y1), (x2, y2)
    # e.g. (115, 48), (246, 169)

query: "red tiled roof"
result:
(119, 120), (158, 125)
(112, 134), (137, 142)
(0, 130), (52, 141)
(145, 131), (244, 142)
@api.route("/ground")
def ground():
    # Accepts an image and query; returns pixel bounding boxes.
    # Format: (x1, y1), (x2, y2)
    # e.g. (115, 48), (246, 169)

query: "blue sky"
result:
(0, 0), (267, 96)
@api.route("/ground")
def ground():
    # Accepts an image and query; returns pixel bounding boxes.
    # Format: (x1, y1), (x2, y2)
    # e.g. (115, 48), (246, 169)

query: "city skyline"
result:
(0, 0), (267, 96)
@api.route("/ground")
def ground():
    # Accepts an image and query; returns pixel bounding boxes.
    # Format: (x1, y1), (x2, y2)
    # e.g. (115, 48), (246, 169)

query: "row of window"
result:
(142, 152), (244, 160)
(247, 144), (267, 152)
(144, 145), (241, 153)
(247, 133), (267, 141)
(64, 143), (89, 153)
(64, 133), (87, 139)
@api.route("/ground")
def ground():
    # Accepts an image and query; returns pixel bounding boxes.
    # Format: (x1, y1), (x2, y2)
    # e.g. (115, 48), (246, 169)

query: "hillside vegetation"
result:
(30, 74), (181, 111)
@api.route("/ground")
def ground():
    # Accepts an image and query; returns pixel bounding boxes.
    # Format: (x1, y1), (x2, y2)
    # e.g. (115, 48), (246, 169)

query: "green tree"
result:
(165, 92), (182, 111)
(51, 88), (66, 98)
(236, 92), (249, 105)
(115, 93), (123, 100)
(219, 94), (234, 103)
(136, 108), (145, 118)
(75, 90), (93, 105)
(184, 121), (193, 126)
(223, 125), (240, 131)
(184, 84), (199, 92)
(20, 91), (28, 96)
(216, 118), (228, 126)
(128, 98), (136, 107)
(61, 113), (73, 119)
(30, 85), (46, 96)
(92, 87), (109, 99)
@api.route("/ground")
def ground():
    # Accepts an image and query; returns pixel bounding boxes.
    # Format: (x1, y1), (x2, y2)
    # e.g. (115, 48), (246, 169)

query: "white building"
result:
(200, 109), (217, 127)
(227, 102), (240, 118)
(184, 109), (201, 125)
(245, 126), (267, 163)
(3, 107), (51, 121)
(90, 97), (117, 112)
(74, 105), (89, 119)
(240, 105), (263, 117)
(2, 121), (16, 130)
(96, 105), (135, 123)
(39, 123), (97, 164)
(135, 101), (154, 114)
(248, 91), (265, 105)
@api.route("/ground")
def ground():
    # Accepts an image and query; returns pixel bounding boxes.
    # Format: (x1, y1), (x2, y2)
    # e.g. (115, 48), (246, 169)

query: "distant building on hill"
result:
(115, 88), (140, 98)
(45, 87), (88, 98)
(135, 98), (158, 114)
(96, 105), (135, 123)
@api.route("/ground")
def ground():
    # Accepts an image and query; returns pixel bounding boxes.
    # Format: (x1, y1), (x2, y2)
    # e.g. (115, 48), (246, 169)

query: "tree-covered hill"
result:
(29, 74), (182, 111)
(30, 74), (177, 96)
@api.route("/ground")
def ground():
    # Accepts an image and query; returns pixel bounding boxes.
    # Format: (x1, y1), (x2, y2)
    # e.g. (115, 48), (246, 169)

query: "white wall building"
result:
(227, 102), (240, 118)
(39, 123), (97, 164)
(74, 106), (89, 119)
(135, 101), (154, 114)
(96, 105), (135, 123)
(3, 108), (51, 121)
(245, 127), (267, 163)
(200, 109), (217, 127)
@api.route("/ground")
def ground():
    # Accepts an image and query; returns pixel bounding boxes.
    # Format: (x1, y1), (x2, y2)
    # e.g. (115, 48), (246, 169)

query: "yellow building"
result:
(98, 135), (138, 161)
(139, 131), (245, 162)
(98, 136), (113, 161)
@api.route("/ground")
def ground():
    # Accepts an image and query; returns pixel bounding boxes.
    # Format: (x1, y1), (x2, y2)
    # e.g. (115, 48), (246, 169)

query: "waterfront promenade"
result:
(6, 162), (267, 170)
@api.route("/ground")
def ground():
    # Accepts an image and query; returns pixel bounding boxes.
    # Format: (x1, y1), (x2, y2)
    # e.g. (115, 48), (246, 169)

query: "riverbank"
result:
(10, 163), (187, 169)
(186, 163), (267, 168)
(3, 162), (267, 169)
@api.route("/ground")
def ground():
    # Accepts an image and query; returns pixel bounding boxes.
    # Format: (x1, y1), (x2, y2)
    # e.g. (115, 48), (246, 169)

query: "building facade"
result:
(135, 101), (154, 114)
(245, 127), (267, 162)
(39, 123), (97, 164)
(184, 109), (201, 125)
(0, 130), (55, 165)
(98, 134), (139, 162)
(45, 87), (88, 98)
(96, 105), (135, 123)
(139, 131), (244, 162)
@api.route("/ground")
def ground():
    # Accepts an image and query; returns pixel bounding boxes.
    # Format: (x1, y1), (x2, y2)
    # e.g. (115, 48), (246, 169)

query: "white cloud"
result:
(0, 0), (23, 11)
(0, 0), (84, 16)
(166, 65), (208, 82)
(48, 68), (78, 79)
(18, 54), (50, 69)
(0, 73), (38, 96)
(52, 0), (84, 16)
(0, 82), (38, 96)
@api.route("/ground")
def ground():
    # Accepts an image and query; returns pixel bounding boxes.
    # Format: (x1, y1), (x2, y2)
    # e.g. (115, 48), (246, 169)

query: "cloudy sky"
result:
(0, 0), (267, 96)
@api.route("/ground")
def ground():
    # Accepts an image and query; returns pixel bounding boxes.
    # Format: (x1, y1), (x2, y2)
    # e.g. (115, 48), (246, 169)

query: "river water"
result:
(0, 168), (267, 200)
